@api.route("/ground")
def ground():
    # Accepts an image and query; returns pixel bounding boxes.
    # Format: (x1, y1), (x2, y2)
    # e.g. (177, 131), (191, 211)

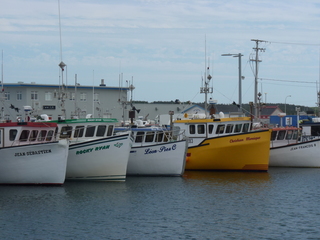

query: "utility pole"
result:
(221, 53), (244, 111)
(250, 39), (266, 121)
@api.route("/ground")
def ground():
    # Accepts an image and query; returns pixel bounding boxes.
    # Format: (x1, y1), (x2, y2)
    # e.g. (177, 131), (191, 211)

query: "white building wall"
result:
(0, 83), (129, 121)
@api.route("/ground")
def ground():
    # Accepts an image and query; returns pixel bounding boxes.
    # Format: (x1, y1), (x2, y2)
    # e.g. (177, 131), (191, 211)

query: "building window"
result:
(4, 92), (10, 101)
(45, 91), (52, 101)
(94, 93), (99, 102)
(17, 91), (22, 101)
(31, 91), (38, 100)
(70, 92), (75, 101)
(80, 92), (86, 101)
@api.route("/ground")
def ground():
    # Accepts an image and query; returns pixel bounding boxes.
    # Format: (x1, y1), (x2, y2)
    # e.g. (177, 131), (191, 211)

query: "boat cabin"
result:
(114, 126), (184, 146)
(0, 122), (58, 147)
(173, 117), (252, 138)
(270, 127), (299, 148)
(47, 118), (118, 140)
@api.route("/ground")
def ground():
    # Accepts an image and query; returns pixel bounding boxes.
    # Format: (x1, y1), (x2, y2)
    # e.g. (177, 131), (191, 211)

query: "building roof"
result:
(260, 106), (282, 116)
(1, 82), (129, 91)
(181, 104), (239, 114)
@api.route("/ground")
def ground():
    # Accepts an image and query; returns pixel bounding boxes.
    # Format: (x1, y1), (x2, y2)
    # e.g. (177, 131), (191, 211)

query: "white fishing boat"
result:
(0, 121), (69, 185)
(46, 117), (133, 181)
(269, 120), (320, 167)
(115, 126), (188, 176)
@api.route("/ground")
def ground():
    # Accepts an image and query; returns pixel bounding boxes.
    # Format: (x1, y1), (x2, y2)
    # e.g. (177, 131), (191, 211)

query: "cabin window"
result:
(46, 130), (54, 141)
(242, 123), (250, 133)
(19, 130), (30, 142)
(271, 131), (277, 141)
(234, 124), (242, 133)
(38, 130), (47, 141)
(145, 132), (155, 142)
(29, 130), (38, 141)
(292, 130), (298, 140)
(9, 129), (18, 141)
(156, 132), (164, 142)
(277, 130), (286, 140)
(197, 124), (205, 134)
(285, 130), (294, 140)
(74, 126), (84, 138)
(107, 125), (114, 136)
(208, 124), (214, 134)
(226, 124), (234, 133)
(96, 125), (107, 137)
(216, 124), (225, 134)
(311, 126), (320, 136)
(60, 126), (72, 138)
(163, 133), (169, 142)
(135, 132), (144, 143)
(85, 126), (96, 137)
(189, 125), (196, 134)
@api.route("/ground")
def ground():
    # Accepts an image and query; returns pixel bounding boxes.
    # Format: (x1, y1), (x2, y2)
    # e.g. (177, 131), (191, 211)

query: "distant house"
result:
(181, 104), (240, 117)
(260, 106), (283, 120)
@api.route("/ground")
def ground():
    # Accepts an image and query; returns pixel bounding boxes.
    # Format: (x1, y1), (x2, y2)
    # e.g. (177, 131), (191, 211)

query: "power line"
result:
(260, 78), (316, 84)
(267, 41), (320, 46)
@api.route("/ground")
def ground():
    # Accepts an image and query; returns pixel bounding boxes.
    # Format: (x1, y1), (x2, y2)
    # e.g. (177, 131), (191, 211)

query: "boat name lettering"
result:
(77, 145), (111, 155)
(95, 145), (110, 151)
(145, 144), (177, 155)
(246, 137), (261, 141)
(290, 143), (316, 151)
(15, 149), (52, 157)
(76, 148), (94, 155)
(230, 137), (261, 143)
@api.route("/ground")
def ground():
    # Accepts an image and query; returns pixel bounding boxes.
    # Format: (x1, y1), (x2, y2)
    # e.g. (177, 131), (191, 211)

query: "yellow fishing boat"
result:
(174, 116), (271, 171)
(172, 56), (271, 171)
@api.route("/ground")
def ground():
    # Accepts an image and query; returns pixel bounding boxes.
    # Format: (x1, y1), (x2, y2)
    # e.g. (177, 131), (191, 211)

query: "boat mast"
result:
(200, 37), (213, 119)
(1, 50), (3, 122)
(58, 0), (67, 119)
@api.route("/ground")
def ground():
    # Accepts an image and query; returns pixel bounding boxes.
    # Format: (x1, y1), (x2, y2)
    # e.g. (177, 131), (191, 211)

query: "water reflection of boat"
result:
(183, 171), (271, 183)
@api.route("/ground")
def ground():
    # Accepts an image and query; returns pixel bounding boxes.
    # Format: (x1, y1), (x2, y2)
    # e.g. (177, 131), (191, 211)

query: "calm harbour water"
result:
(1, 168), (320, 240)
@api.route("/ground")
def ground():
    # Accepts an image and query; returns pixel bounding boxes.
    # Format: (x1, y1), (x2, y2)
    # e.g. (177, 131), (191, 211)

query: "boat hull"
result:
(269, 139), (320, 167)
(0, 139), (69, 185)
(185, 130), (271, 171)
(66, 134), (132, 181)
(127, 140), (188, 176)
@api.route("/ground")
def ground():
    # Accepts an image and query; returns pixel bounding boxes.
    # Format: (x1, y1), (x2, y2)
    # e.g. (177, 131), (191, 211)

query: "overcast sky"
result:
(1, 0), (320, 108)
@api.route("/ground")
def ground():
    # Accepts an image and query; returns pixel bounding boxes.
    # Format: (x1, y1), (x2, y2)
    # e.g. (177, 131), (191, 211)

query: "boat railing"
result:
(300, 135), (320, 142)
(270, 139), (298, 148)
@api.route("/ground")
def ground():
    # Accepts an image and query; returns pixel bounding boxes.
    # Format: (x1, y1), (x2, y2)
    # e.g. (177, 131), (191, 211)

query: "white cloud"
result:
(1, 0), (320, 107)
